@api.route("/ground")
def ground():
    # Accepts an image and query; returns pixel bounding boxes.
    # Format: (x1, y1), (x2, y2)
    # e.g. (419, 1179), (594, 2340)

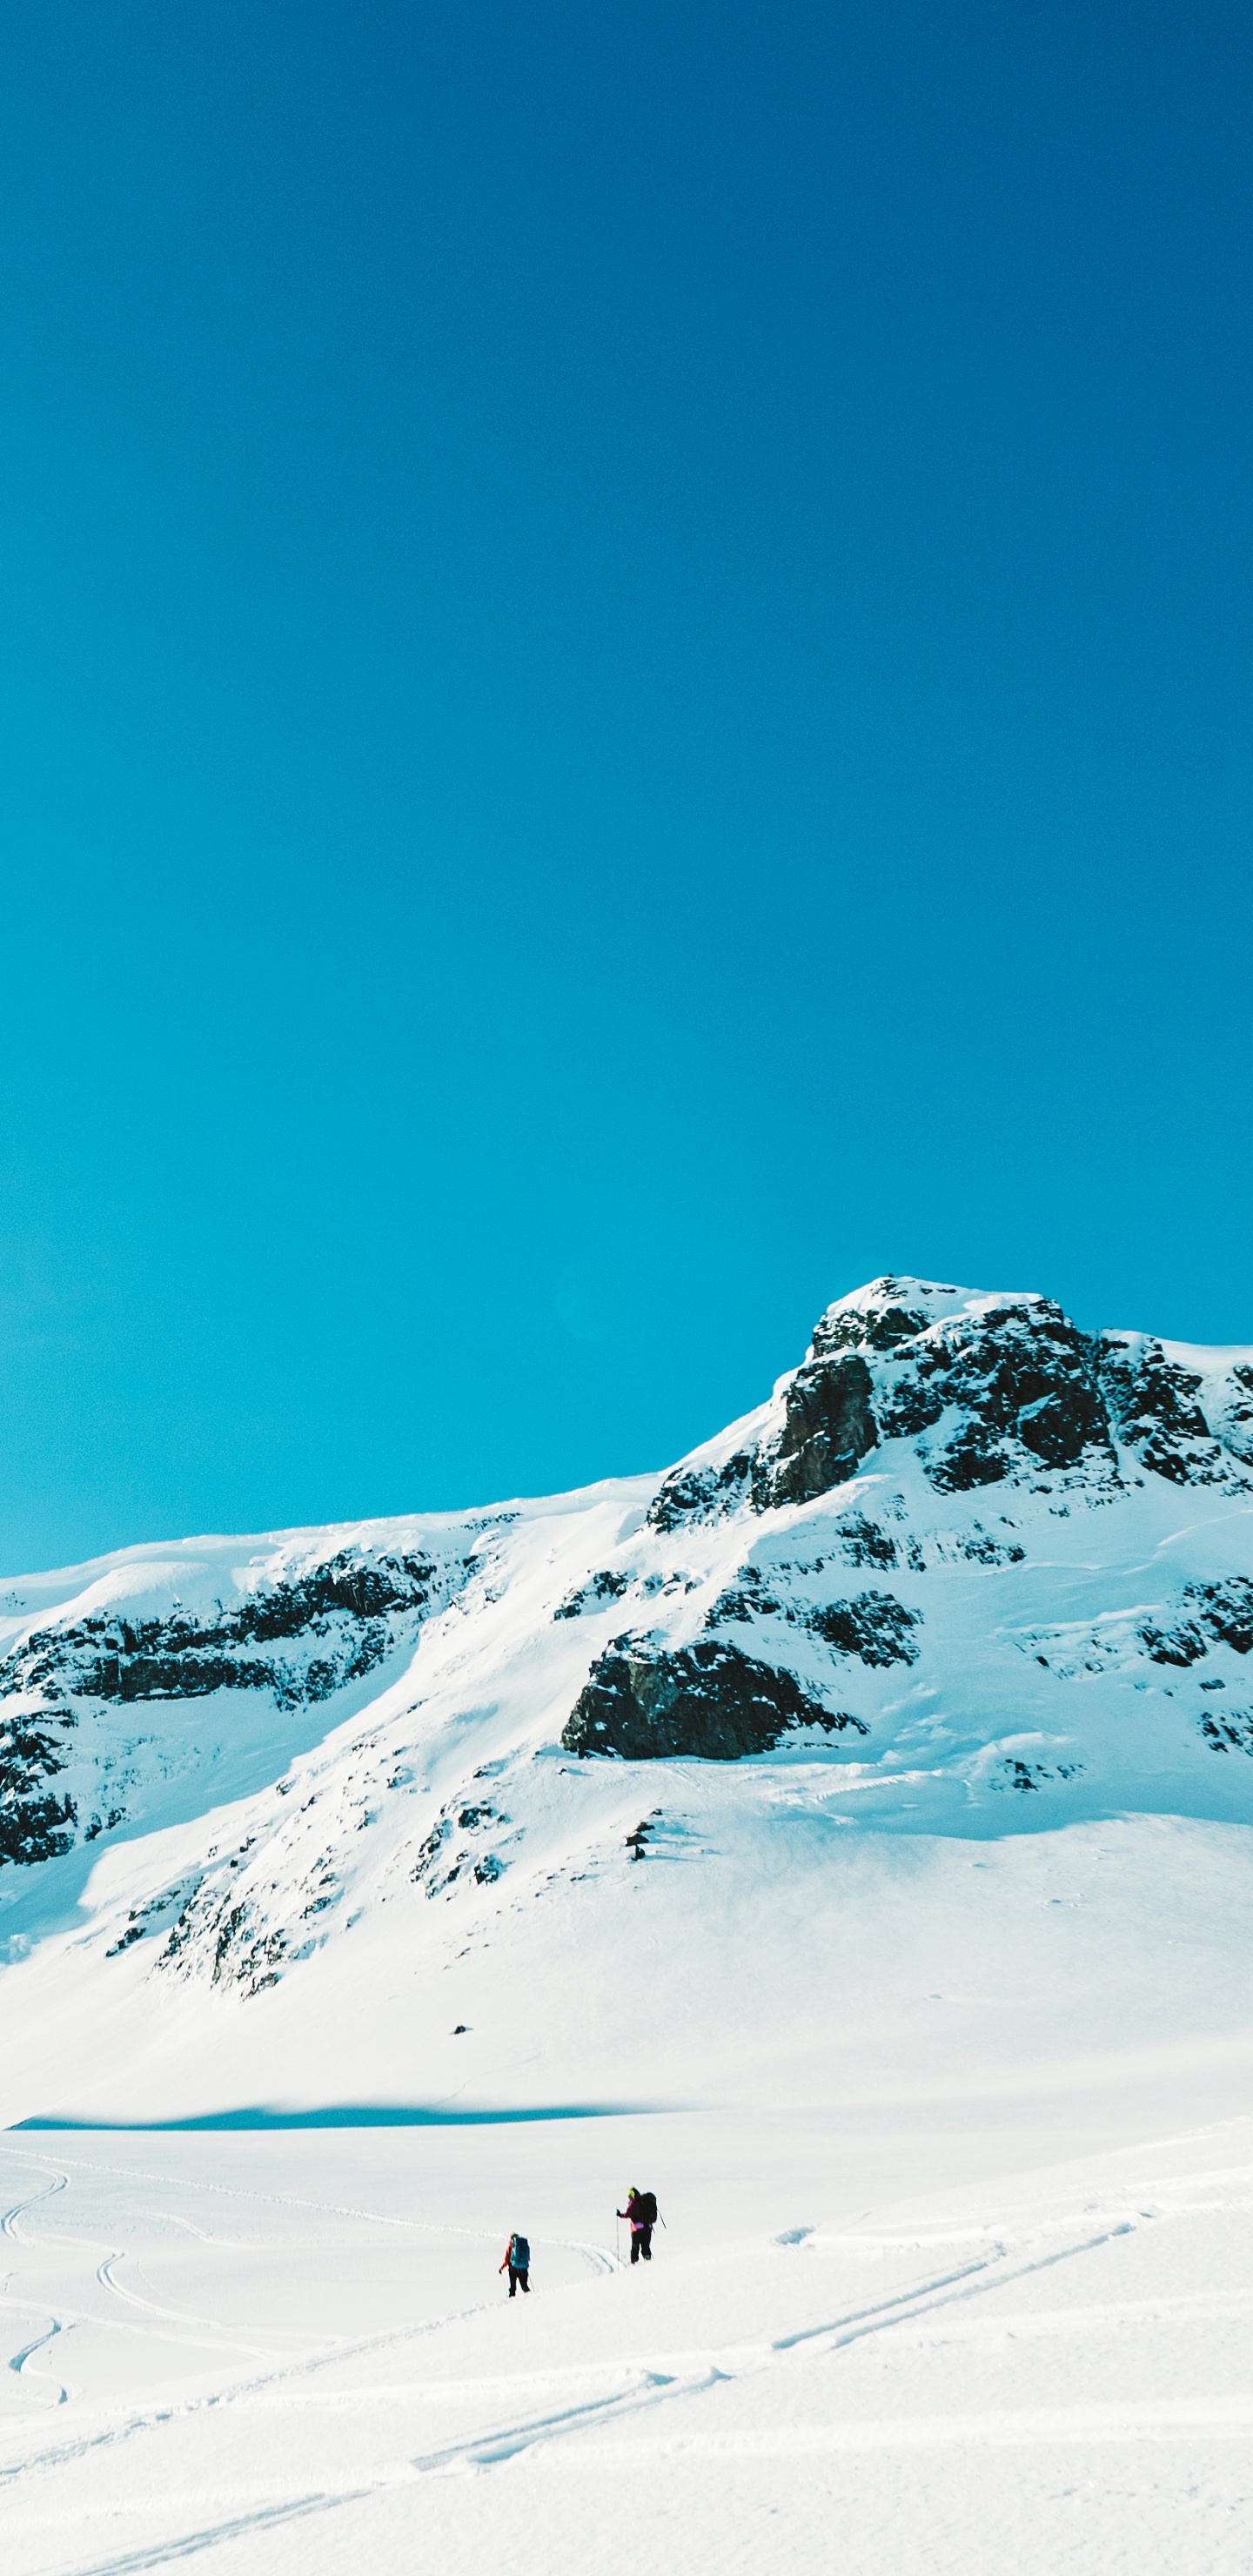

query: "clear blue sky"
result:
(1, 0), (1250, 1571)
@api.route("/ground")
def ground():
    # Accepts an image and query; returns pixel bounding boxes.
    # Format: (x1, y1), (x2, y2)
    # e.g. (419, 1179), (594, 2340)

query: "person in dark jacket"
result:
(617, 2187), (656, 2263)
(499, 2231), (530, 2295)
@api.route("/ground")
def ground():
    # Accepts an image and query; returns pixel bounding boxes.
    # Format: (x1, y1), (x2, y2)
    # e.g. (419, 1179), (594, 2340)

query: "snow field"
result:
(3, 2110), (1253, 2575)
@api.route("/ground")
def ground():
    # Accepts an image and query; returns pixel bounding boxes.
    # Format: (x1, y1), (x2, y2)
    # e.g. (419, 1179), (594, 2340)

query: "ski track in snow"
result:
(0, 2231), (1150, 2562)
(4, 2128), (1253, 2575)
(0, 2137), (620, 2519)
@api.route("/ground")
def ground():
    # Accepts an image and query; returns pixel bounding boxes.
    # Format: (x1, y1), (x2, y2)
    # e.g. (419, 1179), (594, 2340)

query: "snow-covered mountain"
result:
(2, 1275), (1251, 2128)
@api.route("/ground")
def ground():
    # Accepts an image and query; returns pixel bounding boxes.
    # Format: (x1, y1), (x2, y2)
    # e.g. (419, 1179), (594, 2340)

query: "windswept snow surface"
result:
(3, 2112), (1253, 2574)
(2, 1278), (1253, 2566)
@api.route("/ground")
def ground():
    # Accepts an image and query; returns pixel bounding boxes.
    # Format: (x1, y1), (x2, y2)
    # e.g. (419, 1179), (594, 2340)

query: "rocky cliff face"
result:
(648, 1278), (1251, 1535)
(0, 1533), (487, 1867)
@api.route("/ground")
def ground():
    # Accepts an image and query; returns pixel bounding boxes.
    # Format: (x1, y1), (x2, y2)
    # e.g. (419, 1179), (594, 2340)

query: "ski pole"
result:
(615, 2214), (620, 2265)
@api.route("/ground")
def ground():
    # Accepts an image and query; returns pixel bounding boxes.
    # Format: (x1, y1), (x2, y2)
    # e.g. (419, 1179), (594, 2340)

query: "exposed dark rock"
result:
(1189, 1579), (1253, 1656)
(1201, 1708), (1253, 1754)
(1142, 1579), (1253, 1667)
(811, 1281), (933, 1355)
(991, 1754), (1084, 1792)
(554, 1570), (631, 1619)
(928, 1427), (1013, 1491)
(802, 1592), (921, 1667)
(921, 1300), (1113, 1490)
(412, 1815), (452, 1890)
(562, 1640), (863, 1761)
(407, 1794), (504, 1902)
(958, 1528), (1026, 1566)
(1219, 1366), (1253, 1463)
(1, 1711), (74, 1786)
(756, 1353), (878, 1510)
(1142, 1617), (1208, 1668)
(704, 1570), (920, 1667)
(834, 1514), (899, 1569)
(647, 1282), (1132, 1532)
(1099, 1338), (1251, 1488)
(815, 1286), (1114, 1486)
(706, 1567), (781, 1626)
(1101, 1339), (1217, 1483)
(1, 1548), (442, 1713)
(158, 1880), (287, 1996)
(0, 1785), (77, 1866)
(0, 1546), (455, 1868)
(0, 1714), (79, 1866)
(875, 1373), (946, 1439)
(84, 1807), (125, 1842)
(647, 1451), (754, 1533)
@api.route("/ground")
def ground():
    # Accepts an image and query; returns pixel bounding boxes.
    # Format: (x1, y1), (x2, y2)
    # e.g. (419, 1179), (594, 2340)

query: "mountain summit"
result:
(1, 1277), (1250, 2125)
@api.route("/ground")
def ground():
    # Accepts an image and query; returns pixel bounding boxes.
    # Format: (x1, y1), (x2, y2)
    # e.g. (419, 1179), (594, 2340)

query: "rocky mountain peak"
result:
(648, 1278), (1252, 1533)
(807, 1275), (1017, 1358)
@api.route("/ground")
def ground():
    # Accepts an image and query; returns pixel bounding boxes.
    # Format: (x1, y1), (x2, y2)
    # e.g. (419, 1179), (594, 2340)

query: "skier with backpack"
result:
(617, 2186), (658, 2263)
(499, 2231), (531, 2296)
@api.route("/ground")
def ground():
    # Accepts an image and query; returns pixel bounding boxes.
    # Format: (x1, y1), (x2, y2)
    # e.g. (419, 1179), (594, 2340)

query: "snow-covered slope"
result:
(2, 1276), (1251, 2129)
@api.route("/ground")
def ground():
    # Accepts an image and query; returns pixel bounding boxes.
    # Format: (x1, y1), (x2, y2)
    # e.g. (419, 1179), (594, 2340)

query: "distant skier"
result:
(618, 2186), (658, 2263)
(500, 2231), (531, 2296)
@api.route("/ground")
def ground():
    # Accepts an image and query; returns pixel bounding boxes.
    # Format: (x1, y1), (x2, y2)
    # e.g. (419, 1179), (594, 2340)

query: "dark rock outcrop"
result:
(704, 1570), (921, 1667)
(1218, 1366), (1253, 1465)
(812, 1288), (934, 1356)
(802, 1591), (921, 1666)
(755, 1352), (879, 1509)
(1099, 1338), (1250, 1488)
(911, 1298), (1112, 1489)
(808, 1281), (1113, 1492)
(1201, 1707), (1253, 1754)
(647, 1450), (754, 1534)
(651, 1278), (1131, 1532)
(0, 1712), (78, 1865)
(0, 1546), (460, 1869)
(554, 1570), (631, 1620)
(1142, 1578), (1253, 1667)
(562, 1640), (863, 1761)
(2, 1547), (445, 1714)
(834, 1514), (900, 1568)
